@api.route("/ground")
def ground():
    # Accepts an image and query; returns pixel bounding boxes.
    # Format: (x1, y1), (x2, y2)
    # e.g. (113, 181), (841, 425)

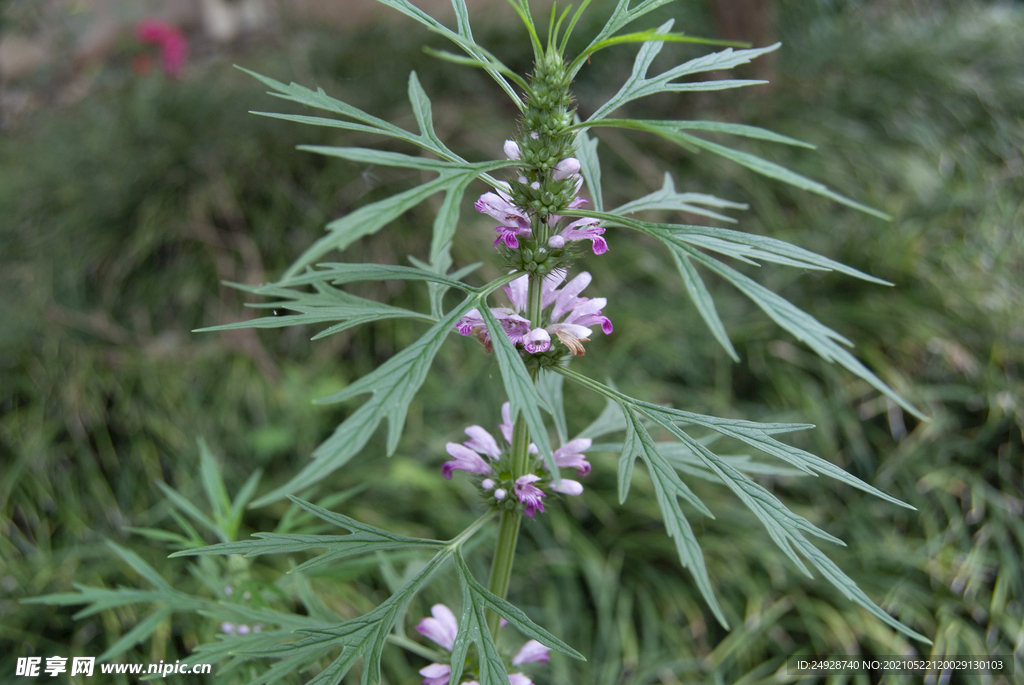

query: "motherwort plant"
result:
(37, 1), (930, 682)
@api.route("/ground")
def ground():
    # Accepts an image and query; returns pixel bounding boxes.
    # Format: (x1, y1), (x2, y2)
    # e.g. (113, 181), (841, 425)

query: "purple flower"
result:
(503, 276), (529, 313)
(475, 192), (530, 228)
(552, 438), (593, 476)
(499, 402), (515, 443)
(551, 157), (581, 181)
(463, 425), (502, 460)
(476, 140), (608, 255)
(442, 405), (590, 509)
(524, 328), (551, 354)
(443, 444), (493, 480)
(416, 604), (459, 651)
(456, 307), (531, 352)
(414, 604), (542, 685)
(550, 478), (584, 496)
(419, 662), (451, 685)
(456, 272), (612, 357)
(495, 226), (529, 249)
(514, 475), (546, 517)
(512, 640), (551, 666)
(476, 191), (533, 250)
(553, 217), (608, 255)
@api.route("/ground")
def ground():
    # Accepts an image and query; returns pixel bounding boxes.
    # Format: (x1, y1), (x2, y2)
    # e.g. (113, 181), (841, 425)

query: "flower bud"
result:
(504, 140), (521, 160)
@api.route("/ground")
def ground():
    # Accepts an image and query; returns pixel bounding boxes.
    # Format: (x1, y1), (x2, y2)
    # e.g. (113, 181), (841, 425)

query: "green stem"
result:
(486, 270), (545, 637)
(485, 508), (521, 636)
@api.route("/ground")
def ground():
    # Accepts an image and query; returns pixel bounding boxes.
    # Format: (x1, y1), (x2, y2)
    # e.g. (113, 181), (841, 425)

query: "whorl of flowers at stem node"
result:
(416, 603), (550, 685)
(456, 271), (612, 358)
(441, 403), (593, 516)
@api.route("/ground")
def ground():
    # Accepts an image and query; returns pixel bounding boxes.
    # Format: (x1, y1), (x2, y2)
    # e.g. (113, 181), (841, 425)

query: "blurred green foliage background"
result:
(1, 0), (1021, 683)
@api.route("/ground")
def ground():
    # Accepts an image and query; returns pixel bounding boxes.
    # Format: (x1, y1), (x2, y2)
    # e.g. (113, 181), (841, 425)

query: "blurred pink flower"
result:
(136, 19), (188, 77)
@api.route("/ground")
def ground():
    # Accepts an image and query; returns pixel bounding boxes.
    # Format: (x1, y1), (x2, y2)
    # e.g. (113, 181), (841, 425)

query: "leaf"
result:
(685, 248), (925, 420)
(266, 262), (480, 292)
(667, 244), (740, 362)
(98, 607), (173, 663)
(172, 498), (444, 573)
(584, 212), (891, 284)
(618, 407), (727, 628)
(449, 552), (584, 685)
(558, 210), (921, 418)
(571, 0), (681, 76)
(555, 369), (929, 642)
(587, 19), (777, 121)
(582, 30), (746, 58)
(593, 118), (815, 148)
(238, 67), (428, 149)
(156, 481), (228, 543)
(196, 282), (431, 340)
(421, 47), (530, 91)
(106, 541), (177, 593)
(267, 514), (493, 685)
(479, 304), (554, 471)
(536, 369), (568, 445)
(617, 406), (642, 504)
(407, 71), (443, 152)
(228, 469), (263, 534)
(240, 63), (515, 278)
(245, 66), (504, 190)
(612, 172), (748, 223)
(24, 588), (184, 617)
(296, 145), (483, 172)
(197, 438), (231, 529)
(366, 0), (524, 108)
(573, 122), (604, 212)
(251, 297), (476, 506)
(643, 410), (929, 642)
(576, 395), (626, 441)
(410, 252), (482, 320)
(671, 132), (889, 220)
(579, 118), (886, 218)
(562, 369), (912, 503)
(449, 565), (509, 685)
(430, 172), (477, 262)
(653, 442), (806, 479)
(655, 408), (912, 509)
(281, 160), (509, 279)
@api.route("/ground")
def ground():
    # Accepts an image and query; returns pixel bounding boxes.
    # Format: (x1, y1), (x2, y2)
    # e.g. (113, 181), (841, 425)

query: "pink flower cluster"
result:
(443, 402), (593, 517)
(457, 271), (612, 357)
(135, 19), (188, 77)
(416, 604), (550, 685)
(474, 140), (607, 255)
